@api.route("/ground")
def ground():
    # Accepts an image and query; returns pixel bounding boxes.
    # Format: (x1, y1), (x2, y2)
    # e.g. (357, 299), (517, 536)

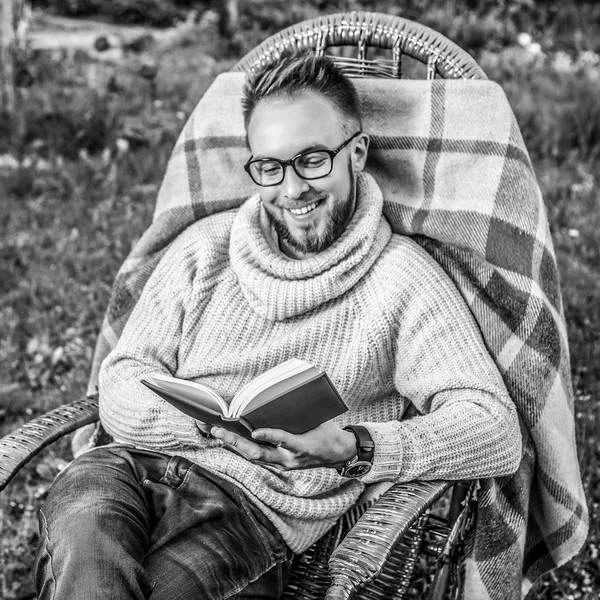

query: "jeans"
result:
(35, 445), (292, 599)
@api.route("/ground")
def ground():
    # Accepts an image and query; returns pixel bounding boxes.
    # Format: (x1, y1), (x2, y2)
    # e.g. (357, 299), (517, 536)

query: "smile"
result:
(288, 201), (320, 216)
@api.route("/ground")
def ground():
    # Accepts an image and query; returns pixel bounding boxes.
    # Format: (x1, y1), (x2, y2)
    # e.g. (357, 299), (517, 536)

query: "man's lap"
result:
(35, 445), (291, 600)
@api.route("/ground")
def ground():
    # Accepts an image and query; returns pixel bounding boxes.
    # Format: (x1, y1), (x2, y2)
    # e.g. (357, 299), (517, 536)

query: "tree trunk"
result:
(0, 0), (16, 113)
(218, 0), (240, 40)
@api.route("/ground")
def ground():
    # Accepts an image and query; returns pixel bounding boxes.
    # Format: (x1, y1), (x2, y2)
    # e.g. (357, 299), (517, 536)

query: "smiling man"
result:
(35, 51), (522, 600)
(243, 88), (366, 257)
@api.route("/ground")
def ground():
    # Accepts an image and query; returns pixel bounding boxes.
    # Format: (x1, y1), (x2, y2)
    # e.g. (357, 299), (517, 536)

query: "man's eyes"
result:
(259, 162), (282, 175)
(254, 152), (328, 176)
(298, 154), (328, 168)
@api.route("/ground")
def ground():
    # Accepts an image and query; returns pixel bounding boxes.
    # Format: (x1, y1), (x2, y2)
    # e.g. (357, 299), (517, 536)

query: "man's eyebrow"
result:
(252, 142), (329, 161)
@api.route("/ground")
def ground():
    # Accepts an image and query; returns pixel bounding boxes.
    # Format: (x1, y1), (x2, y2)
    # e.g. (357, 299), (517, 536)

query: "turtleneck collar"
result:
(229, 172), (392, 321)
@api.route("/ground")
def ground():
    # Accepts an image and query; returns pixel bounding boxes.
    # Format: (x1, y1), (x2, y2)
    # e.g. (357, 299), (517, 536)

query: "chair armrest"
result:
(0, 398), (99, 492)
(326, 480), (454, 600)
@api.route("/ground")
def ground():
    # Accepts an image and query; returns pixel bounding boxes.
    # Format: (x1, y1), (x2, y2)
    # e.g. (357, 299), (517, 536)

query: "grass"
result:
(1, 1), (599, 598)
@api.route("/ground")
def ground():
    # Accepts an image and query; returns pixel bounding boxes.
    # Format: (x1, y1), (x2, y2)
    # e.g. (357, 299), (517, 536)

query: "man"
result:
(35, 51), (521, 599)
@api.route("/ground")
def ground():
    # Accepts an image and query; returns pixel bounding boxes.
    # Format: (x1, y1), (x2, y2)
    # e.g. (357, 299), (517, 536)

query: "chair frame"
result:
(0, 11), (487, 600)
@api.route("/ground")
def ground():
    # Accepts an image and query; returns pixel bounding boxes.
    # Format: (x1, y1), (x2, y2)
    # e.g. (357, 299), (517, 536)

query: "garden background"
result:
(0, 0), (599, 598)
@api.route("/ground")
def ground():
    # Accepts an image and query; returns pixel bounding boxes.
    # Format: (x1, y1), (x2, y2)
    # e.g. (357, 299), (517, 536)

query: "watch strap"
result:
(343, 425), (374, 464)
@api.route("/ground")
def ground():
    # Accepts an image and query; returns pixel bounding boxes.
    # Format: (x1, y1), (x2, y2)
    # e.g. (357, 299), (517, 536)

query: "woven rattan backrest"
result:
(233, 11), (487, 80)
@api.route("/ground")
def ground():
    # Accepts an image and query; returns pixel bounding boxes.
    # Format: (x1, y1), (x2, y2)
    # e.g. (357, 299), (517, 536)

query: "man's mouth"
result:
(287, 200), (321, 216)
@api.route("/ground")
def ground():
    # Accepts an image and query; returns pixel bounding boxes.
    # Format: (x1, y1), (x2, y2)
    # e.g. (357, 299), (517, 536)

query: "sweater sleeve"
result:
(359, 251), (522, 485)
(98, 229), (215, 451)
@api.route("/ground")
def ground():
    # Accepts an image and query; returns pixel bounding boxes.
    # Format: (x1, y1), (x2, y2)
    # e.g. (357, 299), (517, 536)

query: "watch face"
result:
(344, 461), (372, 478)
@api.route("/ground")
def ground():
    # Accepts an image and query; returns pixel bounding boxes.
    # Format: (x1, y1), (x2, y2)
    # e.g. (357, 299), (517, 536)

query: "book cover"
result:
(140, 359), (347, 442)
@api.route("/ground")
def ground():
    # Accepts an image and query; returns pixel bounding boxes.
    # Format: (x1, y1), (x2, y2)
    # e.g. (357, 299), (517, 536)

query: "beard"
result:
(266, 165), (357, 255)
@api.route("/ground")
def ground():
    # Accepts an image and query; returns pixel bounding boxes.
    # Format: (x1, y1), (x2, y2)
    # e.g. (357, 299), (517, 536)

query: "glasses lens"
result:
(294, 151), (332, 180)
(250, 160), (283, 185)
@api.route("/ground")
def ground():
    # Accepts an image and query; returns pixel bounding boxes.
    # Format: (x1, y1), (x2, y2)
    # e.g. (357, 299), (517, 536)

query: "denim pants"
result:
(35, 445), (292, 599)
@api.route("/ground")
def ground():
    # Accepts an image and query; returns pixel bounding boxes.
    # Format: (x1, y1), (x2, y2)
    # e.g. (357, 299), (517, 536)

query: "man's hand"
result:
(210, 421), (358, 471)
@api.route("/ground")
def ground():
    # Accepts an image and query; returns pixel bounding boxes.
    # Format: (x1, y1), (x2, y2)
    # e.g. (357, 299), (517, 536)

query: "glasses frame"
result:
(244, 131), (362, 187)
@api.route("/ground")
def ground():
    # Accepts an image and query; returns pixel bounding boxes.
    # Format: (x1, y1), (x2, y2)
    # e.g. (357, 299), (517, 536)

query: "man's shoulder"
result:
(381, 233), (439, 270)
(156, 210), (237, 285)
(370, 232), (458, 298)
(167, 210), (237, 259)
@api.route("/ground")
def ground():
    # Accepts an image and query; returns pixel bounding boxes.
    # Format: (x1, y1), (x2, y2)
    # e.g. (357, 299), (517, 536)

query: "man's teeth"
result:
(289, 201), (319, 216)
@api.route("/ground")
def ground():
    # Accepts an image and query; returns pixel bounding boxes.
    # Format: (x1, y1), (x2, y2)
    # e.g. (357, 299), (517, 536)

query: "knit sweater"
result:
(99, 172), (521, 553)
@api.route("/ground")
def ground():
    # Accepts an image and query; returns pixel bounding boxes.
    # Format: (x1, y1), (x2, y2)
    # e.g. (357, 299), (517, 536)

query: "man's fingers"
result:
(211, 427), (276, 462)
(251, 428), (290, 448)
(211, 427), (298, 468)
(213, 422), (352, 471)
(211, 428), (255, 457)
(211, 427), (238, 446)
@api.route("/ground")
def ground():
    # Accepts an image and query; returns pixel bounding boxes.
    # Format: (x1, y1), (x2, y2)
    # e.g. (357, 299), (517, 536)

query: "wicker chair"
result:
(0, 12), (489, 600)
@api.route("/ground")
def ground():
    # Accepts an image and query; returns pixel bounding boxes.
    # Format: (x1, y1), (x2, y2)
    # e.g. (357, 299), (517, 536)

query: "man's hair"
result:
(241, 50), (362, 135)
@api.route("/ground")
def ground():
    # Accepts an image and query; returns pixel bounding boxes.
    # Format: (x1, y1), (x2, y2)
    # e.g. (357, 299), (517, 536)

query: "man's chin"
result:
(283, 230), (324, 254)
(284, 227), (332, 254)
(266, 208), (340, 254)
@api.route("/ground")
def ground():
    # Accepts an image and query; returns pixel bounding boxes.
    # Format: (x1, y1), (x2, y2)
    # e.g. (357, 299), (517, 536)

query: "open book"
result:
(141, 358), (347, 442)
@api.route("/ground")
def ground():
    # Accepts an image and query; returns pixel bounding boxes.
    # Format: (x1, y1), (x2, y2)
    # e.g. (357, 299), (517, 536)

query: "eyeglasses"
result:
(244, 131), (361, 187)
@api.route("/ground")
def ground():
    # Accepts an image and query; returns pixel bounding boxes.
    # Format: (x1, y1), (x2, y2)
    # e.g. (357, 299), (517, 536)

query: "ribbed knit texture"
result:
(99, 173), (521, 553)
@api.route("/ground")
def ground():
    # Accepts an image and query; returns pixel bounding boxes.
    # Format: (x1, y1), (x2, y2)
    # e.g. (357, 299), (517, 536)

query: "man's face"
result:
(246, 92), (368, 257)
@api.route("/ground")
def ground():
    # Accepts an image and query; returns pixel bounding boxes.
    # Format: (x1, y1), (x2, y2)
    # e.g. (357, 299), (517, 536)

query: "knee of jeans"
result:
(47, 450), (112, 499)
(42, 448), (146, 537)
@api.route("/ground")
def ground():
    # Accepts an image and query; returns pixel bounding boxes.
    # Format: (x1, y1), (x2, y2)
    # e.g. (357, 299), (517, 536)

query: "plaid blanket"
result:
(88, 73), (588, 598)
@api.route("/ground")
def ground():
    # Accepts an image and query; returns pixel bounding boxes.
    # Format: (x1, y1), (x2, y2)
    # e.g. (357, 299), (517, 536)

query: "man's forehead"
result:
(253, 90), (339, 115)
(247, 92), (345, 158)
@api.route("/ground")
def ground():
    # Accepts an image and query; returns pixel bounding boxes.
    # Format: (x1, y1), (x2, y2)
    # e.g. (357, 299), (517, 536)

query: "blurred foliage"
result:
(26, 0), (600, 53)
(2, 0), (597, 167)
(32, 0), (194, 26)
(481, 48), (600, 165)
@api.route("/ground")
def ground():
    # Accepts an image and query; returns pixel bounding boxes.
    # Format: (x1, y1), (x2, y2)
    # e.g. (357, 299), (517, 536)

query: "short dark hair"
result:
(241, 50), (362, 135)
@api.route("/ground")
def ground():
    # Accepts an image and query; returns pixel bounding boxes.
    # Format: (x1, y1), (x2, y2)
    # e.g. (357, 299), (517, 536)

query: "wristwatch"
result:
(338, 425), (375, 478)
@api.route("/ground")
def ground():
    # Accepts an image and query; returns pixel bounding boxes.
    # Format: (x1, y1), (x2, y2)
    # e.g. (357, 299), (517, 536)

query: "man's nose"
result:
(282, 167), (309, 200)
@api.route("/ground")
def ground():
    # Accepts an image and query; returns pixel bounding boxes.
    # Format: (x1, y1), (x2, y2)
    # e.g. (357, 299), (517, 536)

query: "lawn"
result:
(1, 1), (599, 598)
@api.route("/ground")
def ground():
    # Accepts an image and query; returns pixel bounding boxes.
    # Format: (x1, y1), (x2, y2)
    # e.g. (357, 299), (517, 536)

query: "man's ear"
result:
(352, 132), (370, 172)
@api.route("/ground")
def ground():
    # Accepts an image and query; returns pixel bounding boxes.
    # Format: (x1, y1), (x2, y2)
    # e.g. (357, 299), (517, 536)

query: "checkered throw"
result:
(88, 73), (588, 598)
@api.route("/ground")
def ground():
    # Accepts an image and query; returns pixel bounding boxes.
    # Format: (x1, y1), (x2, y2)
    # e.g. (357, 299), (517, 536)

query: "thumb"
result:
(195, 420), (213, 436)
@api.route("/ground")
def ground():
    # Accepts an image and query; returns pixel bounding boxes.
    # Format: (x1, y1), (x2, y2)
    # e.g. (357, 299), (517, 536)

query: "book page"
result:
(229, 359), (313, 416)
(142, 379), (227, 426)
(232, 359), (310, 411)
(150, 373), (230, 415)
